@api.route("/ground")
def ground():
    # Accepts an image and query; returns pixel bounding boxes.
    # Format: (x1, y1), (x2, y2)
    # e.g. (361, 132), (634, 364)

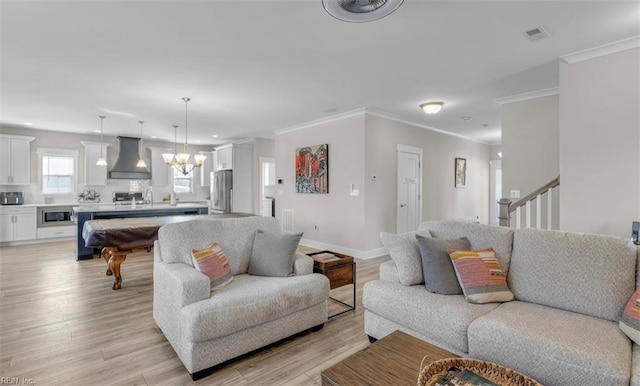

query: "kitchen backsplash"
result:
(0, 180), (209, 205)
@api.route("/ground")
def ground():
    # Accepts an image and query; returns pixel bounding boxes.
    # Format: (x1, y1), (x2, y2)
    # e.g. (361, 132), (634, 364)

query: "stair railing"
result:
(499, 176), (560, 229)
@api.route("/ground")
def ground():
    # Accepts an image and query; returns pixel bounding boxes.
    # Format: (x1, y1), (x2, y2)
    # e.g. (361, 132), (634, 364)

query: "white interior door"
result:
(259, 157), (276, 216)
(489, 159), (502, 226)
(397, 145), (423, 233)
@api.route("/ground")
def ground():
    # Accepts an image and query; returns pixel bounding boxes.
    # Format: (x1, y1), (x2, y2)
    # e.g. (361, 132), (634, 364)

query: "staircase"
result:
(499, 176), (560, 229)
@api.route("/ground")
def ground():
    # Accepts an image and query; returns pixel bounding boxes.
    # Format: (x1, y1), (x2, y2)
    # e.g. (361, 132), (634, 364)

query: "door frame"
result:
(259, 156), (276, 198)
(489, 159), (502, 226)
(397, 144), (423, 233)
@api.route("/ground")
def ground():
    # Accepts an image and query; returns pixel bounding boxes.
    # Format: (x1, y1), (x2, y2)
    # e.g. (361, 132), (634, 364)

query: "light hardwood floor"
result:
(0, 241), (389, 385)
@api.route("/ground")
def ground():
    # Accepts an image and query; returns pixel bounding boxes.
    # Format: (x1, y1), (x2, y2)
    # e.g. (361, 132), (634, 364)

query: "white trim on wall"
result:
(495, 87), (560, 105)
(274, 108), (366, 135)
(560, 35), (640, 64)
(274, 108), (486, 145)
(366, 108), (484, 144)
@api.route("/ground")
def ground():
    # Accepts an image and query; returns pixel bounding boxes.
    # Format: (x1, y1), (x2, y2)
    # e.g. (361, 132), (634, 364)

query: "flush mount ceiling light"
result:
(322, 0), (404, 23)
(420, 101), (445, 114)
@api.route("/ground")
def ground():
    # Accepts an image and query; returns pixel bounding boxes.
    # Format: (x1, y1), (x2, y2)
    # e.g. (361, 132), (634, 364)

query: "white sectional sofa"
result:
(363, 221), (639, 386)
(153, 216), (330, 380)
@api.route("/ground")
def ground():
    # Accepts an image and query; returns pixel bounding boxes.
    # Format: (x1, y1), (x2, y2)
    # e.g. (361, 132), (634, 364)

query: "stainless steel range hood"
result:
(108, 136), (151, 179)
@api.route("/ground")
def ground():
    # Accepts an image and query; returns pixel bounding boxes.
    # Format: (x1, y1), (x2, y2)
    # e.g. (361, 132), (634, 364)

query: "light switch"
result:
(510, 190), (520, 199)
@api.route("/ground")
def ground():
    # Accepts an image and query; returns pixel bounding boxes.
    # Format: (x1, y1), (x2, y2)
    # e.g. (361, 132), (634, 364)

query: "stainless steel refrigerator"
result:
(211, 170), (233, 213)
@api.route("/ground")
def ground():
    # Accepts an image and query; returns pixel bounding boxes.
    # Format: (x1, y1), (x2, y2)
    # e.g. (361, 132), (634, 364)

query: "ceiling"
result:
(1, 1), (638, 146)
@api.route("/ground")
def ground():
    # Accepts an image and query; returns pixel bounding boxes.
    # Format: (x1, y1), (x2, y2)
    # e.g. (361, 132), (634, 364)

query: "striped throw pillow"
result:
(619, 288), (640, 344)
(448, 248), (514, 304)
(192, 242), (233, 291)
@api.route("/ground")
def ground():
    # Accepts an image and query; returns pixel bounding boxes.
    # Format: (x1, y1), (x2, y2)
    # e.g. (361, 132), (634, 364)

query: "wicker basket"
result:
(417, 357), (543, 386)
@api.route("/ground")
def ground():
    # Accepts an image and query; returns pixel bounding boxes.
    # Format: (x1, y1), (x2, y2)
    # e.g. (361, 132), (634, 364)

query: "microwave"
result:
(37, 206), (75, 227)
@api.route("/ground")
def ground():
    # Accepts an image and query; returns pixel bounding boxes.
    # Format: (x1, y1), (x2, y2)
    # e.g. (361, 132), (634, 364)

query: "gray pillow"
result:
(380, 231), (432, 285)
(248, 230), (303, 277)
(415, 234), (470, 295)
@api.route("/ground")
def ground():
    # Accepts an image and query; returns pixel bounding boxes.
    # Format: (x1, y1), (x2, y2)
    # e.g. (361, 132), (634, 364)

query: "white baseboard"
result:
(300, 238), (387, 260)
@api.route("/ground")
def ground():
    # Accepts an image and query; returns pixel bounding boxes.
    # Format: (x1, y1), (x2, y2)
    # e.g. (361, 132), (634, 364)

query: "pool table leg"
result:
(108, 250), (128, 290)
(101, 247), (117, 276)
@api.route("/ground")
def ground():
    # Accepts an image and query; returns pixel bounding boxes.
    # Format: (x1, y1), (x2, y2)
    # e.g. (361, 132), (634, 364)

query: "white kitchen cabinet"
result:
(212, 151), (218, 174)
(81, 141), (109, 186)
(150, 147), (172, 188)
(215, 145), (233, 170)
(0, 135), (35, 185)
(199, 151), (214, 187)
(37, 225), (75, 239)
(0, 206), (37, 242)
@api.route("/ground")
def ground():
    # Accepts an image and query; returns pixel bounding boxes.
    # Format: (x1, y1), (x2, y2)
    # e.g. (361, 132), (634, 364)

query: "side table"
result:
(309, 250), (356, 318)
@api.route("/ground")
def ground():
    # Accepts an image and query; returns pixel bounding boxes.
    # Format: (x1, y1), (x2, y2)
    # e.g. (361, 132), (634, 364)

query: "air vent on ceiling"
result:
(524, 26), (550, 42)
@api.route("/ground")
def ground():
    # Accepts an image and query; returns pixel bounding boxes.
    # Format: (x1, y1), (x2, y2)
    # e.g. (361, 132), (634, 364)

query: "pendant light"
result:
(96, 115), (107, 166)
(136, 120), (147, 168)
(162, 97), (206, 175)
(162, 125), (179, 165)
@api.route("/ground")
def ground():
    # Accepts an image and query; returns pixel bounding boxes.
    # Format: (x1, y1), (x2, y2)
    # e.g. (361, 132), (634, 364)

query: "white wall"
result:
(275, 114), (367, 252)
(501, 95), (560, 229)
(275, 112), (491, 257)
(559, 47), (640, 237)
(365, 114), (490, 251)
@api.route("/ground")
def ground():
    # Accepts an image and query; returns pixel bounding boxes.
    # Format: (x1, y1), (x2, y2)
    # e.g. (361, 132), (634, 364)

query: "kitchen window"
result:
(173, 167), (193, 194)
(37, 148), (79, 194)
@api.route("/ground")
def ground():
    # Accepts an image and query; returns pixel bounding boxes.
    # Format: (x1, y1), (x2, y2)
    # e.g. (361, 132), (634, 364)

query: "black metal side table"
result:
(309, 250), (356, 319)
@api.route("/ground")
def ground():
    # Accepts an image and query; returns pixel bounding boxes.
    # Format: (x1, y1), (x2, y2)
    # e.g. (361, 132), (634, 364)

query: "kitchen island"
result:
(73, 203), (208, 260)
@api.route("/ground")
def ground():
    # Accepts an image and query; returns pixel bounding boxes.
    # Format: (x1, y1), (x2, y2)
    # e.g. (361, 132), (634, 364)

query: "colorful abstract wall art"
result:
(295, 144), (329, 194)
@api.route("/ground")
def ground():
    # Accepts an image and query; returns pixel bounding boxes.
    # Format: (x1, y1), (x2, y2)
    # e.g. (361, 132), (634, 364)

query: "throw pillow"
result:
(248, 230), (303, 277)
(448, 248), (514, 304)
(619, 288), (640, 344)
(191, 242), (234, 291)
(416, 235), (469, 295)
(380, 231), (432, 286)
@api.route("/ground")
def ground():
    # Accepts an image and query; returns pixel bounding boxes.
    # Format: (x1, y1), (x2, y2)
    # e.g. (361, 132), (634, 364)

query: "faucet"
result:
(144, 187), (154, 207)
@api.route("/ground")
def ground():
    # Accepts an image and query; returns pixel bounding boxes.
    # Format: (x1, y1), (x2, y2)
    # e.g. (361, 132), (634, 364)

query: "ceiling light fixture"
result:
(162, 97), (206, 175)
(96, 115), (107, 166)
(136, 120), (147, 168)
(322, 0), (404, 23)
(420, 101), (445, 114)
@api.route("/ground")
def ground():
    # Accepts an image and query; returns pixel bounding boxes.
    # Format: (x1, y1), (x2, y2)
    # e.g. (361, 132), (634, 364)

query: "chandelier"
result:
(162, 97), (206, 175)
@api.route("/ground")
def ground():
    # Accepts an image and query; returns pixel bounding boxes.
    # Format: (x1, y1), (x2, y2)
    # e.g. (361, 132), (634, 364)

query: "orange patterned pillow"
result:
(619, 288), (640, 344)
(192, 242), (233, 291)
(448, 248), (514, 304)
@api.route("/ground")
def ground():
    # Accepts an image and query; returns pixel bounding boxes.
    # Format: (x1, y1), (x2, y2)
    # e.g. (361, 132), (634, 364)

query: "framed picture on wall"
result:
(455, 157), (466, 188)
(295, 144), (329, 193)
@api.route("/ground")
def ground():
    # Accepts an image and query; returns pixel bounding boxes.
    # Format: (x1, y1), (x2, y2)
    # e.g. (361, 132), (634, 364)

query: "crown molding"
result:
(274, 108), (366, 135)
(273, 107), (487, 144)
(560, 35), (640, 64)
(365, 108), (486, 144)
(495, 87), (560, 105)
